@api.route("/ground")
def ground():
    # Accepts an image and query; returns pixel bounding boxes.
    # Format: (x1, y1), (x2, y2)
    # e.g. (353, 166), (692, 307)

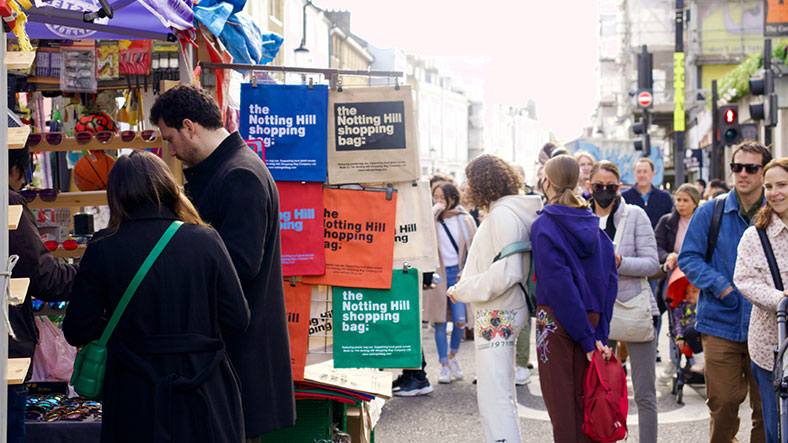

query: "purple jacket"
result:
(531, 205), (618, 352)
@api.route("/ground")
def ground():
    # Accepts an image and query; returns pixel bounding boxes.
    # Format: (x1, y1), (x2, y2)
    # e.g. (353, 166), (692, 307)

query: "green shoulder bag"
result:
(71, 221), (183, 399)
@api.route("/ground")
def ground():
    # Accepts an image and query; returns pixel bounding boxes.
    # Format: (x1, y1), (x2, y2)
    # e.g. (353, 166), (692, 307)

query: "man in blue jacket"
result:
(621, 158), (673, 229)
(677, 141), (770, 443)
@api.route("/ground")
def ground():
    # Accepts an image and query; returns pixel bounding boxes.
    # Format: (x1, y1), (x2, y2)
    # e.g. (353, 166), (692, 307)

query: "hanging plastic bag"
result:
(32, 316), (77, 382)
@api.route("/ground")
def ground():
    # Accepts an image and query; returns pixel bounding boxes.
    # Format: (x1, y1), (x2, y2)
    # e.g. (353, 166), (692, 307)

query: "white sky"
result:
(313, 0), (600, 142)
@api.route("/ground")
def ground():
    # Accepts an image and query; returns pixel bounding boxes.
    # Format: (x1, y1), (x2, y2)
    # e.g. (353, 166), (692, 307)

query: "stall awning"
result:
(17, 0), (193, 41)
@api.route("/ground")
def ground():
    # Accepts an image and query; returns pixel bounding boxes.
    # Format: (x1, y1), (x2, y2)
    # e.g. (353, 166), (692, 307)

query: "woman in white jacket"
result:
(448, 155), (542, 443)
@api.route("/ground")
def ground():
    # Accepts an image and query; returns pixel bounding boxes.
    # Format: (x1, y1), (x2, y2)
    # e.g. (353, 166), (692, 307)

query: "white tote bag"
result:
(607, 205), (656, 343)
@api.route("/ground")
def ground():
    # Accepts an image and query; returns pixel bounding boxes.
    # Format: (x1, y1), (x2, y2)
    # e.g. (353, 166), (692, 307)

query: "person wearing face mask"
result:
(530, 155), (617, 442)
(588, 160), (660, 443)
(678, 141), (770, 443)
(734, 157), (788, 443)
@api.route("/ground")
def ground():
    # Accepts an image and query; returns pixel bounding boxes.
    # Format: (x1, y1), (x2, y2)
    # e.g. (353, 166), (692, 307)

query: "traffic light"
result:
(633, 117), (651, 157)
(719, 104), (741, 146)
(749, 70), (778, 127)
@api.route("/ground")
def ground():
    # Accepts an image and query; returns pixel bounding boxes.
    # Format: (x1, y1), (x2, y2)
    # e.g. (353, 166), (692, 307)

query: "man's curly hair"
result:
(464, 154), (523, 211)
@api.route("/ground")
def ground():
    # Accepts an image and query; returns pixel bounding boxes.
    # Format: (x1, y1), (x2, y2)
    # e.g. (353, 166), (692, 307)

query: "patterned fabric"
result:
(733, 214), (788, 370)
(536, 309), (558, 363)
(475, 309), (516, 345)
(671, 301), (696, 340)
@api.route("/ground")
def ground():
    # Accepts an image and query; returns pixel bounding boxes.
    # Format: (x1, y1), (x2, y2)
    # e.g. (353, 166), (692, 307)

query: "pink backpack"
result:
(582, 350), (628, 442)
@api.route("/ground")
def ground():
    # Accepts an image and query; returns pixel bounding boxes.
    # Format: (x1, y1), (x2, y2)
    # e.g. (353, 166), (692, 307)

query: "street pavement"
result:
(375, 321), (757, 442)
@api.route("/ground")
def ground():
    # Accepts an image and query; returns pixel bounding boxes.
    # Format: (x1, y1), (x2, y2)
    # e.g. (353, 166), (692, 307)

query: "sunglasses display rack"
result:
(7, 358), (31, 385)
(8, 205), (22, 230)
(27, 191), (108, 210)
(50, 244), (87, 259)
(8, 126), (30, 150)
(26, 130), (162, 152)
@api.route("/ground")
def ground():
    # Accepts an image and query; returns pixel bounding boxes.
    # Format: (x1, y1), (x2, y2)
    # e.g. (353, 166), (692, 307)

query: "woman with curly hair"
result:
(447, 154), (542, 443)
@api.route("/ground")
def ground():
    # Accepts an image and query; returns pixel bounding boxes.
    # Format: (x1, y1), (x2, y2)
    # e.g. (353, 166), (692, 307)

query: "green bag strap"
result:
(97, 220), (183, 346)
(493, 241), (532, 263)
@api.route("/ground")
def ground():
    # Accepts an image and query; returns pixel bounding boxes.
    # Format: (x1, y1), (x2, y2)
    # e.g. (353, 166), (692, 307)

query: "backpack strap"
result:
(756, 227), (784, 291)
(493, 241), (531, 262)
(705, 196), (726, 263)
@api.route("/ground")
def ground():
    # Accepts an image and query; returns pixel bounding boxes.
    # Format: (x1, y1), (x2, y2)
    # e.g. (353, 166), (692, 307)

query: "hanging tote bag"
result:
(607, 206), (656, 343)
(71, 221), (183, 399)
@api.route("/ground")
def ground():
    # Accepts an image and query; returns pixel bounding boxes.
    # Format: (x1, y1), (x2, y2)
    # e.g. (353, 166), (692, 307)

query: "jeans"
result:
(751, 362), (778, 443)
(434, 265), (466, 364)
(7, 384), (27, 443)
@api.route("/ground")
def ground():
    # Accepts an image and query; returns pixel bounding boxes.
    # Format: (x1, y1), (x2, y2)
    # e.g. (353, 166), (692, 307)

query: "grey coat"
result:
(612, 201), (660, 315)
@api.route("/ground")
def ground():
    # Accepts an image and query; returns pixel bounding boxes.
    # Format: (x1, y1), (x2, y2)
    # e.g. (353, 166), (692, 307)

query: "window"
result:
(269, 0), (283, 23)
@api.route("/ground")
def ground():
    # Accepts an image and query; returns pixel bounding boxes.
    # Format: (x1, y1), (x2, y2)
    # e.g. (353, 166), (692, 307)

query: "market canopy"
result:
(16, 0), (193, 41)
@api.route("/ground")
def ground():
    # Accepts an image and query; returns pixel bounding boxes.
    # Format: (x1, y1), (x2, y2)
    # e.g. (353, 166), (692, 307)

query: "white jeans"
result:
(474, 306), (528, 443)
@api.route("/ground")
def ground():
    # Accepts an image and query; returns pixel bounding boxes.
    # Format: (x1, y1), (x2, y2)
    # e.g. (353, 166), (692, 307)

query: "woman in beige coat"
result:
(424, 182), (477, 384)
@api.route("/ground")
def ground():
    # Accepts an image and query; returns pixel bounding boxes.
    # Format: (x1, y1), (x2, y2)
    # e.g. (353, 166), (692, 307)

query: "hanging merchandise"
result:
(240, 83), (328, 182)
(60, 42), (97, 92)
(283, 281), (311, 381)
(96, 41), (120, 80)
(119, 40), (151, 76)
(302, 187), (397, 289)
(327, 85), (419, 185)
(332, 268), (421, 369)
(276, 181), (325, 277)
(307, 284), (333, 366)
(391, 181), (440, 273)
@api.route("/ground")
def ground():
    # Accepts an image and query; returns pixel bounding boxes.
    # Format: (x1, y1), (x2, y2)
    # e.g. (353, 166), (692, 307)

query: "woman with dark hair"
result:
(734, 158), (788, 443)
(588, 160), (660, 443)
(530, 155), (617, 442)
(424, 182), (476, 384)
(447, 154), (541, 442)
(63, 150), (250, 443)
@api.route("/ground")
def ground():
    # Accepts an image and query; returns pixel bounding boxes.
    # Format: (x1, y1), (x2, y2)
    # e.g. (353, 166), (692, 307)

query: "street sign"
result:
(637, 90), (653, 109)
(765, 0), (788, 37)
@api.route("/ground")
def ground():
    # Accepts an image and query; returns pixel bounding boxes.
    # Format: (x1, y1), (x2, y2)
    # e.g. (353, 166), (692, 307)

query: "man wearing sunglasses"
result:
(150, 85), (295, 441)
(7, 145), (78, 443)
(678, 141), (771, 443)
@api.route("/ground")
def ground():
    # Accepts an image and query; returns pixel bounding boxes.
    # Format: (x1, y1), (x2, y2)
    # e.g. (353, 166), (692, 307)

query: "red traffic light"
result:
(724, 108), (736, 124)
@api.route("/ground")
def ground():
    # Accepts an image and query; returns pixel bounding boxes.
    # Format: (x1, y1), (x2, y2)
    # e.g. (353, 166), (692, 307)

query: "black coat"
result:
(622, 185), (674, 229)
(8, 190), (77, 363)
(183, 131), (296, 436)
(63, 206), (250, 443)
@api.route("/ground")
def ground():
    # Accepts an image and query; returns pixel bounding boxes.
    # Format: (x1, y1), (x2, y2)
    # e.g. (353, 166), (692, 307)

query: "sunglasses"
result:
(19, 188), (58, 203)
(44, 239), (79, 252)
(590, 183), (618, 192)
(31, 300), (67, 311)
(26, 130), (158, 147)
(730, 163), (763, 174)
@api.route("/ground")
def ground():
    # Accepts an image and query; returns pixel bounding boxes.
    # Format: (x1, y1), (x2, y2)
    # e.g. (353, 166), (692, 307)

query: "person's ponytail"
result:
(544, 155), (590, 210)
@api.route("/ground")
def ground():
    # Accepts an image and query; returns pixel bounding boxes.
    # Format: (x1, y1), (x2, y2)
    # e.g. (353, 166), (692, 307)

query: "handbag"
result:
(607, 205), (656, 343)
(71, 221), (183, 399)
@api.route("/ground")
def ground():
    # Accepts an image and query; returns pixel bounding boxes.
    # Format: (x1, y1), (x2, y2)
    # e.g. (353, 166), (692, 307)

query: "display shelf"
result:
(7, 358), (31, 385)
(9, 278), (30, 305)
(8, 205), (22, 230)
(51, 244), (86, 259)
(29, 134), (162, 152)
(8, 126), (30, 150)
(28, 191), (107, 209)
(7, 51), (35, 71)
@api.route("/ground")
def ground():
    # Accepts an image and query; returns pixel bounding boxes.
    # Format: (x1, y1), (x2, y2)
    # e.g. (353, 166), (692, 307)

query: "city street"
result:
(376, 322), (756, 442)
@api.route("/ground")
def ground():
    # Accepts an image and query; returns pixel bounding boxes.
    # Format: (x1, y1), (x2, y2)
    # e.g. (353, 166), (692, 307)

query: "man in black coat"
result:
(621, 157), (674, 228)
(150, 85), (295, 440)
(7, 146), (77, 443)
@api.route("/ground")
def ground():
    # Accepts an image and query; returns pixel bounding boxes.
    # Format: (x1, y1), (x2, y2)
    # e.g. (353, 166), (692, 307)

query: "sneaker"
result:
(394, 377), (434, 396)
(392, 373), (410, 391)
(438, 365), (452, 384)
(658, 361), (677, 383)
(448, 358), (464, 380)
(690, 353), (705, 373)
(515, 366), (531, 386)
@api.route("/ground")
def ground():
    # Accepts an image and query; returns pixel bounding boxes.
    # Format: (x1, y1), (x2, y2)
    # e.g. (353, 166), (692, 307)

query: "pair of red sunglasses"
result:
(44, 239), (79, 252)
(26, 130), (158, 147)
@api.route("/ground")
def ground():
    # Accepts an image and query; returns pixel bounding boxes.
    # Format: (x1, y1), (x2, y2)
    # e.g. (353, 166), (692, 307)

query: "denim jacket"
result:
(677, 191), (762, 342)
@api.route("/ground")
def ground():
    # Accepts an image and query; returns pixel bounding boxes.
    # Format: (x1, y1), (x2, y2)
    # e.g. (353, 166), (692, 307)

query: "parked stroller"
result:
(776, 298), (788, 442)
(664, 267), (705, 405)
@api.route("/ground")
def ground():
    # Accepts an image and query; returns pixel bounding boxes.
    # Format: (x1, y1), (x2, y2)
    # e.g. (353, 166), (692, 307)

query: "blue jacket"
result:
(677, 191), (762, 342)
(531, 205), (618, 353)
(622, 185), (674, 229)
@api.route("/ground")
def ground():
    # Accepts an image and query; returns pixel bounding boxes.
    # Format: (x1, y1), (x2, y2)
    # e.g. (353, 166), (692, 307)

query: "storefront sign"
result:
(674, 52), (685, 132)
(276, 182), (325, 276)
(240, 84), (327, 182)
(283, 281), (311, 381)
(332, 269), (421, 368)
(766, 0), (788, 36)
(392, 181), (439, 273)
(302, 187), (397, 289)
(326, 85), (419, 184)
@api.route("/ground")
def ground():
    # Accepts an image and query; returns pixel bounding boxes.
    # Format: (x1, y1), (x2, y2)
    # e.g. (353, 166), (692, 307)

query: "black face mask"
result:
(592, 189), (617, 208)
